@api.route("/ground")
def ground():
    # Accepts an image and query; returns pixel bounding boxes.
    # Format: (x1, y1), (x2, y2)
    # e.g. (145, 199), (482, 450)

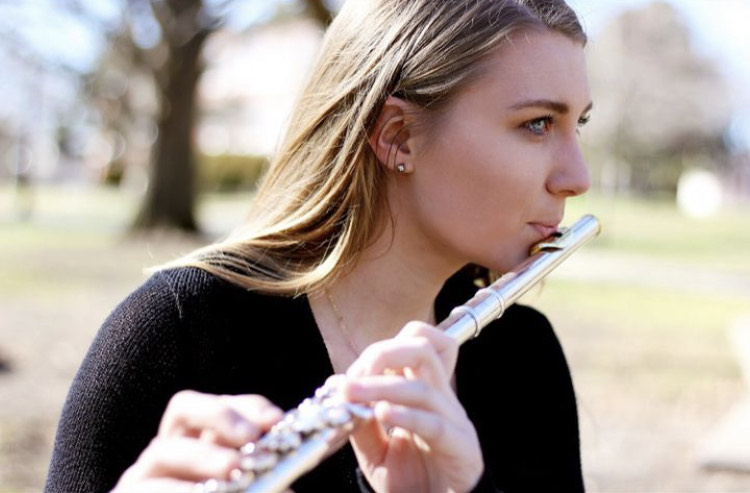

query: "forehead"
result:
(462, 29), (590, 108)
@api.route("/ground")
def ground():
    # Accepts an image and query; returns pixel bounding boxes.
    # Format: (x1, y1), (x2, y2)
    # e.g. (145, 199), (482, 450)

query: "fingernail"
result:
(261, 406), (283, 423)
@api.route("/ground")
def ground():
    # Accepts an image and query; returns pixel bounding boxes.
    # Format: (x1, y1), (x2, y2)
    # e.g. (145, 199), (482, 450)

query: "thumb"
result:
(348, 414), (388, 462)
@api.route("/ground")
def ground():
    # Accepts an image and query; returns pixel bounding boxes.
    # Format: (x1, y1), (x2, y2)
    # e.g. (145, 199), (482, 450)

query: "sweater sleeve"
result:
(44, 272), (189, 493)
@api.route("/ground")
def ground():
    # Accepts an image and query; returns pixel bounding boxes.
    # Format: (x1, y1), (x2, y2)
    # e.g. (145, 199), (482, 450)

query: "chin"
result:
(479, 248), (531, 275)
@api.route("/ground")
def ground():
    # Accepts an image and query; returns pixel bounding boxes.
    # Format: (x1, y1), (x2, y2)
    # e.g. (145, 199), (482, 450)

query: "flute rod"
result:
(206, 214), (601, 493)
(440, 213), (601, 344)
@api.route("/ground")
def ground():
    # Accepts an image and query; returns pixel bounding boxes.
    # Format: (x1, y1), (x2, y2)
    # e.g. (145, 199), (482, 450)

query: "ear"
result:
(368, 96), (416, 173)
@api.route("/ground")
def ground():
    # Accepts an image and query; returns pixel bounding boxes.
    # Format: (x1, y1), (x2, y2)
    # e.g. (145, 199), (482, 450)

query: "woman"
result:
(46, 0), (593, 491)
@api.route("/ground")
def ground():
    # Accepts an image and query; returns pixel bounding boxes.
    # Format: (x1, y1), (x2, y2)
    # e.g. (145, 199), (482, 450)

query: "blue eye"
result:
(524, 116), (553, 136)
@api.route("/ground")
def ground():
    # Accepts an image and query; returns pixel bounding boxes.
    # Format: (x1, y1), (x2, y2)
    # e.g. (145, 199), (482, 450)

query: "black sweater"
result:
(45, 267), (583, 492)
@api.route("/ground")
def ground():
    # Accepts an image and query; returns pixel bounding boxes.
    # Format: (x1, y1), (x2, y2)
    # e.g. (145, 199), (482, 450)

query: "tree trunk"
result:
(131, 0), (334, 233)
(132, 3), (210, 232)
(303, 0), (334, 26)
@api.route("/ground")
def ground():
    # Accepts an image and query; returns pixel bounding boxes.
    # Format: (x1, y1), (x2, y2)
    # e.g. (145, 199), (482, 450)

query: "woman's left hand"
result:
(342, 322), (483, 493)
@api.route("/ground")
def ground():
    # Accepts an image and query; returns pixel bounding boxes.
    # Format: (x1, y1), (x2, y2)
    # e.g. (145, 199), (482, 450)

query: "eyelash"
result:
(523, 114), (591, 136)
(524, 115), (554, 136)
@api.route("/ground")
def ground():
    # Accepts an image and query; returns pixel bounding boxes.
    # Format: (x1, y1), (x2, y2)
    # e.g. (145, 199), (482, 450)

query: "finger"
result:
(224, 394), (284, 430)
(346, 337), (450, 389)
(159, 391), (281, 447)
(344, 374), (451, 414)
(396, 322), (459, 373)
(373, 401), (454, 447)
(113, 478), (197, 493)
(348, 413), (389, 461)
(127, 437), (241, 482)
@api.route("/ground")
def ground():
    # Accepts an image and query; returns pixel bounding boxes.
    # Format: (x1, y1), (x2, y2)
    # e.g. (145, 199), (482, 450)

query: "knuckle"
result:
(245, 394), (273, 408)
(140, 437), (168, 467)
(400, 321), (434, 338)
(358, 341), (392, 371)
(224, 393), (273, 413)
(428, 416), (446, 439)
(168, 389), (198, 411)
(412, 379), (430, 398)
(412, 336), (433, 352)
(213, 406), (239, 425)
(210, 450), (240, 477)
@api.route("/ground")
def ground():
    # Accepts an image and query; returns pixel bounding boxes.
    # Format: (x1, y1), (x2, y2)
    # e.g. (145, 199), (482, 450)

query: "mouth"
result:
(528, 221), (561, 239)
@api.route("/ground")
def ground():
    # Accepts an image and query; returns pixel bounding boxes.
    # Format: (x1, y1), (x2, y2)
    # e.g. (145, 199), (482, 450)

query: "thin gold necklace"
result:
(324, 288), (363, 357)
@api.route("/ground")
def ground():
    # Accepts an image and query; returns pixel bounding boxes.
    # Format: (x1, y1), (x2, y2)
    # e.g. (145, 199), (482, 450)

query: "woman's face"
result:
(397, 29), (592, 274)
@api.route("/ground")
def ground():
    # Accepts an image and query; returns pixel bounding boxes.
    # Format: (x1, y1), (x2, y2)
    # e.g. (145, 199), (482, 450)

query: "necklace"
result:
(324, 288), (363, 357)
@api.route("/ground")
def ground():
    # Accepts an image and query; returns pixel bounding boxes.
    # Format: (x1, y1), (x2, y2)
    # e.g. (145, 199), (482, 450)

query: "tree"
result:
(127, 0), (211, 231)
(584, 1), (733, 195)
(120, 0), (335, 232)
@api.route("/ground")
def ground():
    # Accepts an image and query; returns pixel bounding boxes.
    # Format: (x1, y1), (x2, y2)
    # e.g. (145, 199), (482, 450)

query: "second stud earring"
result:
(396, 163), (407, 174)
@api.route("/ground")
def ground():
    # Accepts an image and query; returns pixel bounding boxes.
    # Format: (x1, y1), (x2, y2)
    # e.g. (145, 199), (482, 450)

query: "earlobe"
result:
(368, 96), (414, 173)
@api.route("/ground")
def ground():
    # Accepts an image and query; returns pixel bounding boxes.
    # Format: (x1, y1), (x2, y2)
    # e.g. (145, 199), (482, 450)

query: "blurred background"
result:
(0, 0), (748, 491)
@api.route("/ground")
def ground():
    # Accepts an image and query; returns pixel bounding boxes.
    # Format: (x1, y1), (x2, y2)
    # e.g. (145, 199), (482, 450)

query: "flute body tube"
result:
(200, 214), (602, 493)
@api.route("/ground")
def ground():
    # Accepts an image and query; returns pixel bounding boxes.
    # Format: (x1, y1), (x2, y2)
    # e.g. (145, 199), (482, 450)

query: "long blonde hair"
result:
(177, 0), (586, 295)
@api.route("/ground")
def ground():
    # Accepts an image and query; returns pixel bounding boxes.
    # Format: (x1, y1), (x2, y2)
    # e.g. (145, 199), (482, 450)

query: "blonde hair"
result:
(177, 0), (586, 295)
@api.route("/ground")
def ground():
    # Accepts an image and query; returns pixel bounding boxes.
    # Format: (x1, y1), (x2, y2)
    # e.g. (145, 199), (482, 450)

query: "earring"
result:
(396, 163), (407, 174)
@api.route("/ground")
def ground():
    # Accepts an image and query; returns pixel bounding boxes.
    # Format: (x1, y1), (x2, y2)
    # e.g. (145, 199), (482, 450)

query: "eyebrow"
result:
(510, 99), (594, 115)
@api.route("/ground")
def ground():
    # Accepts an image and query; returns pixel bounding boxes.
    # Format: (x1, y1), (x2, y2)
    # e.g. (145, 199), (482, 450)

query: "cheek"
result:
(408, 137), (538, 267)
(427, 140), (533, 224)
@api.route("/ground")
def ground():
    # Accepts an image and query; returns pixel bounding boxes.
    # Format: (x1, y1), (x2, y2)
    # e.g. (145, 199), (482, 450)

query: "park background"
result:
(1, 0), (749, 491)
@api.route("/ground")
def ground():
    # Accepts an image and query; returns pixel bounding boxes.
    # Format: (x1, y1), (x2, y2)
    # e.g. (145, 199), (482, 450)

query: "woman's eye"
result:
(575, 114), (591, 135)
(524, 116), (553, 136)
(578, 114), (591, 127)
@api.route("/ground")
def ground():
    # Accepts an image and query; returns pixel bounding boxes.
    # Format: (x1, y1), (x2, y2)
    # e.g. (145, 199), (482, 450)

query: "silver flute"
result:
(199, 214), (601, 493)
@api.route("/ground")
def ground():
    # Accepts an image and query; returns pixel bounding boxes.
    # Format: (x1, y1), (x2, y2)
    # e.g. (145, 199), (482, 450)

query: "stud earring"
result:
(396, 163), (407, 174)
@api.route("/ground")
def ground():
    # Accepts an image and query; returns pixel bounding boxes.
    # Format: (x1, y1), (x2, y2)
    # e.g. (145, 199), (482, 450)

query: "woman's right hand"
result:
(112, 390), (283, 493)
(342, 322), (484, 493)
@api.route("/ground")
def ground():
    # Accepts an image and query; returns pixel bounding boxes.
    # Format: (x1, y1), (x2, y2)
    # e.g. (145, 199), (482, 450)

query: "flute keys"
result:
(228, 468), (255, 490)
(240, 448), (278, 473)
(261, 429), (302, 453)
(195, 479), (230, 493)
(345, 402), (375, 421)
(321, 404), (352, 427)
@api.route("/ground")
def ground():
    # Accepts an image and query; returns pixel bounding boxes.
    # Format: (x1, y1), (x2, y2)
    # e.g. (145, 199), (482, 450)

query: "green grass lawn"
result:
(1, 183), (749, 491)
(565, 193), (750, 274)
(546, 191), (750, 397)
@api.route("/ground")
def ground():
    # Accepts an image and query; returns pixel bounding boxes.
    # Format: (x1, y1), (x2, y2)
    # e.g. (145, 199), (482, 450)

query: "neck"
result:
(310, 215), (464, 365)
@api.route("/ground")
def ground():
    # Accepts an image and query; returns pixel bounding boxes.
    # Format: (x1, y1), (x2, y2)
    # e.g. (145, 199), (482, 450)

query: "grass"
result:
(0, 184), (251, 297)
(564, 193), (750, 274)
(1, 183), (750, 491)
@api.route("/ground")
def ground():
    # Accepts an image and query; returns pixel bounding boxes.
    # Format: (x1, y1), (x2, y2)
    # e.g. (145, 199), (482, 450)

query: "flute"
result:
(198, 214), (601, 493)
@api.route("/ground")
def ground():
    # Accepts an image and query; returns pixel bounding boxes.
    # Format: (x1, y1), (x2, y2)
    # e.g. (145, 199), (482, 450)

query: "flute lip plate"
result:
(529, 229), (566, 255)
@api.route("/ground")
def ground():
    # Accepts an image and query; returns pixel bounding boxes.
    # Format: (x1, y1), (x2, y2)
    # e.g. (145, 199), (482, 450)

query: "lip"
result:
(528, 221), (561, 239)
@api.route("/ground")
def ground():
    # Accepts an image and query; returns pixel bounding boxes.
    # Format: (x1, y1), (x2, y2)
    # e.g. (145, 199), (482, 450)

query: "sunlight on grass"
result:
(1, 184), (749, 492)
(565, 193), (750, 274)
(540, 279), (748, 335)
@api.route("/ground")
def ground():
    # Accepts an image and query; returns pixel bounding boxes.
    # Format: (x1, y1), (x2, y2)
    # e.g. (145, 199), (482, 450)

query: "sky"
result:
(570, 0), (750, 85)
(571, 0), (750, 147)
(4, 0), (748, 85)
(1, 0), (749, 148)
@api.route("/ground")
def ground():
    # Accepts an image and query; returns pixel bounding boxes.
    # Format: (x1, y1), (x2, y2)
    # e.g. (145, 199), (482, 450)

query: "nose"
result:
(546, 137), (590, 197)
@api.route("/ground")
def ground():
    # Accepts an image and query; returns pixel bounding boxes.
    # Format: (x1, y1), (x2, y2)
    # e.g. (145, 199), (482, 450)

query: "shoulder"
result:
(147, 266), (244, 309)
(128, 267), (306, 358)
(135, 266), (288, 321)
(95, 266), (293, 361)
